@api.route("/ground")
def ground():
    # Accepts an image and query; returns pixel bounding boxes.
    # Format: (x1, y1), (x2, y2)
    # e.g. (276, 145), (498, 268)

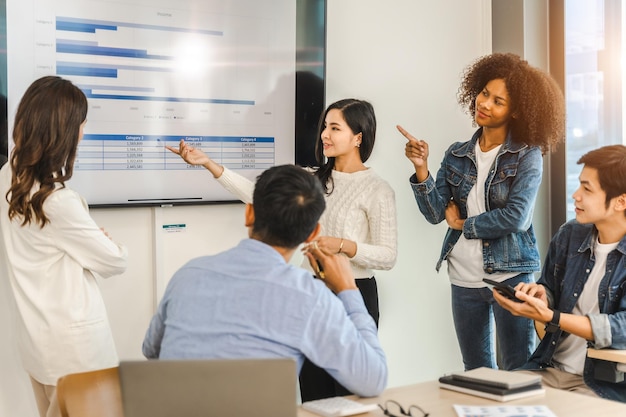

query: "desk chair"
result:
(535, 319), (626, 383)
(587, 348), (626, 383)
(56, 367), (123, 417)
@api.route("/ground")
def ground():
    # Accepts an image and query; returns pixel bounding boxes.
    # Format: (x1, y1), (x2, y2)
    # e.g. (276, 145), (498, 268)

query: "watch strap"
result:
(544, 309), (561, 333)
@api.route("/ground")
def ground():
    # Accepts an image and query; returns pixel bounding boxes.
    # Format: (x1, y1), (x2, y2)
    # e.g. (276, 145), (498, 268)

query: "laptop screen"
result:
(119, 358), (297, 417)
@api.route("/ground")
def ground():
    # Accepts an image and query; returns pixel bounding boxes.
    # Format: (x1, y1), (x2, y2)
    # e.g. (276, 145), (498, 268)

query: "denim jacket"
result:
(522, 221), (626, 402)
(409, 128), (542, 274)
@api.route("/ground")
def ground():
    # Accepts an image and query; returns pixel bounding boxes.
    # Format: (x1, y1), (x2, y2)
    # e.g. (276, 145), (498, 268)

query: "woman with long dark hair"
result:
(0, 76), (127, 417)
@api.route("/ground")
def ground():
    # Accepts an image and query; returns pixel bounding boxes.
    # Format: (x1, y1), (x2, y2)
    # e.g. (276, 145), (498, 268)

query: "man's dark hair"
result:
(578, 145), (626, 208)
(252, 164), (326, 248)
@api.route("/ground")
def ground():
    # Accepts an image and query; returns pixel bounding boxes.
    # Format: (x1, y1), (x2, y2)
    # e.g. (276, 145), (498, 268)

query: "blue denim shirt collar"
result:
(578, 226), (596, 255)
(577, 224), (626, 257)
(450, 128), (529, 160)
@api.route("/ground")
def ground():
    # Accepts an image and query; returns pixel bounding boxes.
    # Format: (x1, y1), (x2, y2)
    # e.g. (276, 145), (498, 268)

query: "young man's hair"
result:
(251, 164), (326, 248)
(578, 144), (626, 208)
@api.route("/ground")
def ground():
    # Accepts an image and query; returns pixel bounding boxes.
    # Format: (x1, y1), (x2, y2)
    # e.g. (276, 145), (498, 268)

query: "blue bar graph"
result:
(58, 65), (117, 78)
(57, 40), (174, 60)
(57, 16), (223, 36)
(55, 16), (253, 105)
(57, 61), (175, 74)
(57, 19), (117, 33)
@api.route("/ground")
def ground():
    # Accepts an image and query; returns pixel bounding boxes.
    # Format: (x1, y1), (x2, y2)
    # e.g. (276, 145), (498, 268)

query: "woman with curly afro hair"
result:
(397, 52), (565, 371)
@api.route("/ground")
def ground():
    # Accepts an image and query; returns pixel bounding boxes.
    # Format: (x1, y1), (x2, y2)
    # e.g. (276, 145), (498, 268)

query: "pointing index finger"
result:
(396, 125), (420, 143)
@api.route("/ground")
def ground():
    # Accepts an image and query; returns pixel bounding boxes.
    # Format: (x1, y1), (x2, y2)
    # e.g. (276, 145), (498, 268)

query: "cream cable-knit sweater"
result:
(217, 166), (397, 279)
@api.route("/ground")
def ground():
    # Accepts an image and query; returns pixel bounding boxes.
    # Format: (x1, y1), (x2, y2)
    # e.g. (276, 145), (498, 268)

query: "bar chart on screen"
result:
(8, 0), (299, 205)
(51, 12), (270, 126)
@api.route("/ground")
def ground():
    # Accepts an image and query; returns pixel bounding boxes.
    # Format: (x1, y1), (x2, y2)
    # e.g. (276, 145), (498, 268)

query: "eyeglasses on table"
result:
(378, 399), (429, 417)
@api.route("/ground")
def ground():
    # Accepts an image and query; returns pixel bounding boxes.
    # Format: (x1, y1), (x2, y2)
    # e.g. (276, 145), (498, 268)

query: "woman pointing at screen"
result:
(167, 98), (397, 401)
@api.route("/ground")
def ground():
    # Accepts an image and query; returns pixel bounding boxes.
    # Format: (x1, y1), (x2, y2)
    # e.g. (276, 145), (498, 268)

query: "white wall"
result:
(1, 1), (495, 414)
(324, 0), (491, 386)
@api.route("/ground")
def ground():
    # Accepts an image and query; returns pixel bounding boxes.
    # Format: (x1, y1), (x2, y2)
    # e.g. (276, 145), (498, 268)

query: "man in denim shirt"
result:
(494, 145), (626, 402)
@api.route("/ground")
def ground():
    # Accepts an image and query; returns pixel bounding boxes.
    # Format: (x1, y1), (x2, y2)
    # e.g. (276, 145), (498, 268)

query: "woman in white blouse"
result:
(0, 76), (128, 417)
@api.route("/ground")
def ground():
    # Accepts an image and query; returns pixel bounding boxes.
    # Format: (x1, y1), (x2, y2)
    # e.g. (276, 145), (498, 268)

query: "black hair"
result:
(252, 164), (326, 248)
(313, 98), (376, 193)
(578, 145), (626, 208)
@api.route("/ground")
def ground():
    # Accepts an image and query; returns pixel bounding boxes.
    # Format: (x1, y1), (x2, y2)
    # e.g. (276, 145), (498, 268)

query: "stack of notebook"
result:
(438, 367), (545, 402)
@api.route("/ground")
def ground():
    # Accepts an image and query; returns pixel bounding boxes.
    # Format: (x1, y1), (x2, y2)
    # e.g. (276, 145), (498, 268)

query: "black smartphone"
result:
(482, 278), (523, 303)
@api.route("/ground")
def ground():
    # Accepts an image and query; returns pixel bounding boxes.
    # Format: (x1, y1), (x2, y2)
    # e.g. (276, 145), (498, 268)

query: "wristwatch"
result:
(544, 309), (561, 333)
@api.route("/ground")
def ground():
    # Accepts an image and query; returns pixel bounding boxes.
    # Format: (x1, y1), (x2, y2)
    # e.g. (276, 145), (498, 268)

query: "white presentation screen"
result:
(7, 0), (318, 206)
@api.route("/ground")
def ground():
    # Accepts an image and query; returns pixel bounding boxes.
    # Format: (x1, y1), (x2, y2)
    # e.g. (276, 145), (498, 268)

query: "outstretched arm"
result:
(166, 139), (224, 178)
(167, 139), (254, 203)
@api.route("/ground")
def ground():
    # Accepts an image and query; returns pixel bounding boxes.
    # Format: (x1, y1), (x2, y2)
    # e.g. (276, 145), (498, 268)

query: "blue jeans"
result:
(451, 273), (536, 371)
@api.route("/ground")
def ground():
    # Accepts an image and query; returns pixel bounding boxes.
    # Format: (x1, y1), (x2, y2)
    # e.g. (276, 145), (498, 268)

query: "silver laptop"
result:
(119, 358), (297, 417)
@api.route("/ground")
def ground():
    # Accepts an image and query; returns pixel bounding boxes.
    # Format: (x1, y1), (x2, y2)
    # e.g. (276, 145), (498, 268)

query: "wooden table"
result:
(297, 379), (626, 416)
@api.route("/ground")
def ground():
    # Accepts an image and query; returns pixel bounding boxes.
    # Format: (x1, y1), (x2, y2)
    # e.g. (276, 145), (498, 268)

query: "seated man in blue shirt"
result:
(142, 164), (387, 398)
(493, 145), (626, 402)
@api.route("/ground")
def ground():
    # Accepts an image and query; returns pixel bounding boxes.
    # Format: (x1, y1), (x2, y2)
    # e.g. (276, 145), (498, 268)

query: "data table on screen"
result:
(75, 135), (275, 171)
